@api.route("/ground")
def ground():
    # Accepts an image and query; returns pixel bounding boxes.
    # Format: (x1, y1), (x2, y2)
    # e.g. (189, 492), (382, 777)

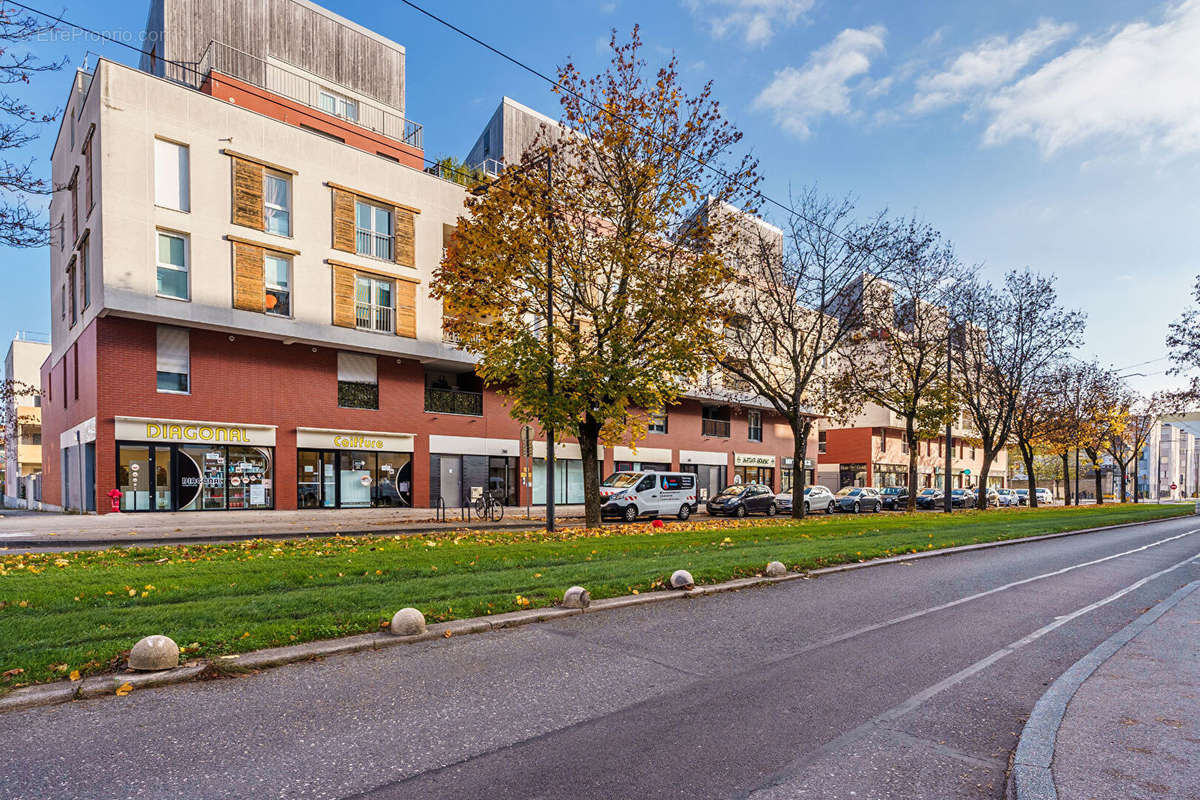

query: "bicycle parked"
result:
(473, 490), (504, 522)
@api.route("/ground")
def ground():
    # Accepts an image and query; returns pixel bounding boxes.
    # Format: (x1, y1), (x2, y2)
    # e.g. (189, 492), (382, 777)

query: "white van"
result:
(600, 471), (699, 522)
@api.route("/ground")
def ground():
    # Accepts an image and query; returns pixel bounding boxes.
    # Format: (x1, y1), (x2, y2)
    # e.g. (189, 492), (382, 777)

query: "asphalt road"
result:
(2, 515), (1198, 800)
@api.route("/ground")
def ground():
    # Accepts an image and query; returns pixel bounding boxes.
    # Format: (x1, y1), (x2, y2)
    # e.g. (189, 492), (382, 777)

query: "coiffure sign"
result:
(115, 417), (276, 447)
(296, 427), (414, 453)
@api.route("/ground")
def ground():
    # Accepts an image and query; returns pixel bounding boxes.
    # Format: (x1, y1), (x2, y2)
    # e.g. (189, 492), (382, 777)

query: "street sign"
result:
(1171, 483), (1178, 490)
(520, 425), (533, 458)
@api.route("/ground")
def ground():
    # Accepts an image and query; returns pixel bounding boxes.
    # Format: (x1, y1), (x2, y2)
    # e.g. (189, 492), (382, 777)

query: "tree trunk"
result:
(791, 418), (812, 519)
(1020, 443), (1038, 508)
(1061, 452), (1071, 506)
(976, 451), (994, 511)
(1133, 462), (1140, 503)
(905, 416), (918, 512)
(1118, 464), (1128, 503)
(577, 413), (604, 528)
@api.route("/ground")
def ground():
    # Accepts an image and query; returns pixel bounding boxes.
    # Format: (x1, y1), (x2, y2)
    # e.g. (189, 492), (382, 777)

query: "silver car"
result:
(800, 485), (835, 514)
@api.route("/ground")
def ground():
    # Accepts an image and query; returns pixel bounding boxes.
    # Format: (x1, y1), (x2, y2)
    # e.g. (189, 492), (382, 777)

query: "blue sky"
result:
(5, 0), (1199, 394)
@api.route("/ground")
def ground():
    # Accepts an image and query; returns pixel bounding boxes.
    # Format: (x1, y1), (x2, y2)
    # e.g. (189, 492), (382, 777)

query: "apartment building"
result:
(3, 332), (51, 504)
(1137, 416), (1200, 500)
(39, 0), (811, 514)
(817, 403), (1009, 490)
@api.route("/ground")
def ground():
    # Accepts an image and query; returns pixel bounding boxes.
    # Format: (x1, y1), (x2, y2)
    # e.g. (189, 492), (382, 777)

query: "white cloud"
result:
(911, 20), (1074, 114)
(752, 26), (886, 138)
(684, 0), (815, 47)
(982, 0), (1200, 156)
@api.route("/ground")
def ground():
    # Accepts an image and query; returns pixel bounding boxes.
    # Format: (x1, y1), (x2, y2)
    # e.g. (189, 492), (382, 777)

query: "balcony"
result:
(356, 303), (394, 334)
(702, 418), (731, 438)
(184, 41), (423, 150)
(425, 387), (483, 416)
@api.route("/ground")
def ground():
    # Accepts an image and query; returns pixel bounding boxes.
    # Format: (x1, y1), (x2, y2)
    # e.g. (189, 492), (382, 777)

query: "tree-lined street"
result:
(2, 514), (1197, 799)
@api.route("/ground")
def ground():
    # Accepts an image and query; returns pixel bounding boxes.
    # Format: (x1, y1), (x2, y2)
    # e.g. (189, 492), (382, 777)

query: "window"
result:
(635, 475), (655, 492)
(154, 138), (189, 212)
(880, 429), (887, 451)
(265, 254), (290, 316)
(661, 475), (694, 491)
(80, 239), (90, 310)
(748, 410), (762, 442)
(319, 89), (359, 122)
(83, 131), (94, 212)
(60, 284), (65, 320)
(263, 171), (291, 236)
(356, 200), (394, 260)
(58, 215), (64, 251)
(67, 260), (77, 326)
(818, 429), (827, 454)
(355, 275), (395, 333)
(901, 434), (909, 455)
(338, 352), (378, 409)
(156, 231), (189, 300)
(156, 325), (189, 393)
(70, 175), (78, 243)
(648, 411), (668, 434)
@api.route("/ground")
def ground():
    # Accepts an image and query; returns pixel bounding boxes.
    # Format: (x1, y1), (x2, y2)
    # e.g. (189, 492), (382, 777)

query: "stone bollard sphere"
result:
(765, 561), (787, 577)
(670, 569), (695, 590)
(128, 635), (180, 671)
(389, 607), (427, 636)
(562, 586), (591, 609)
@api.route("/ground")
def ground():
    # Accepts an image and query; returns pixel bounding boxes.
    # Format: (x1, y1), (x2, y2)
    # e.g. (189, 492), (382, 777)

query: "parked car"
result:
(832, 486), (882, 513)
(600, 471), (699, 522)
(995, 488), (1020, 507)
(950, 488), (976, 508)
(1014, 488), (1030, 506)
(781, 485), (835, 514)
(706, 483), (777, 517)
(985, 487), (1000, 507)
(1035, 488), (1054, 505)
(915, 488), (944, 509)
(877, 486), (909, 510)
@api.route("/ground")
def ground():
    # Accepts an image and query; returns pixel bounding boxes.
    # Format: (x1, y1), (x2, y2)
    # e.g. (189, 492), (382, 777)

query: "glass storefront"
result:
(839, 463), (867, 488)
(872, 463), (908, 488)
(734, 465), (774, 487)
(117, 442), (274, 512)
(532, 458), (586, 505)
(296, 449), (413, 508)
(680, 463), (726, 502)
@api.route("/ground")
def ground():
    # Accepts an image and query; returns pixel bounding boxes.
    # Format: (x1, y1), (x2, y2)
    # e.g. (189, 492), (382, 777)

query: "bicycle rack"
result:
(435, 496), (446, 523)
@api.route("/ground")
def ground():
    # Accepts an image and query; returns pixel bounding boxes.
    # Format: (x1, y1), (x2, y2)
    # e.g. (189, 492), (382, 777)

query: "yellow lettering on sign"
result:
(184, 426), (197, 440)
(167, 425), (183, 440)
(146, 423), (161, 439)
(199, 427), (214, 440)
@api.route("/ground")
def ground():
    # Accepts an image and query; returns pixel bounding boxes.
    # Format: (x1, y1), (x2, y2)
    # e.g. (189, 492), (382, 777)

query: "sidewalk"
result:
(0, 504), (593, 547)
(1017, 582), (1200, 800)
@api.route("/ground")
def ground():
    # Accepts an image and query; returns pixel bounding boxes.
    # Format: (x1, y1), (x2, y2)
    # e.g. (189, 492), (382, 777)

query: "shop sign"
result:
(296, 427), (414, 453)
(783, 458), (815, 469)
(735, 453), (776, 468)
(116, 417), (275, 447)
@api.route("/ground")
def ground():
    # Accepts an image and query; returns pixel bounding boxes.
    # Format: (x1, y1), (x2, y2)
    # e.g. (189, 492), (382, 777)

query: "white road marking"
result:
(746, 542), (1200, 797)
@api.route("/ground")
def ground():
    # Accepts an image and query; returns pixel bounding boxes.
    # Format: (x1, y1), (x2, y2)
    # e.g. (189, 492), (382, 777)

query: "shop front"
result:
(531, 442), (603, 505)
(872, 463), (908, 487)
(679, 450), (728, 502)
(734, 453), (776, 488)
(781, 457), (816, 493)
(296, 428), (414, 508)
(115, 417), (276, 512)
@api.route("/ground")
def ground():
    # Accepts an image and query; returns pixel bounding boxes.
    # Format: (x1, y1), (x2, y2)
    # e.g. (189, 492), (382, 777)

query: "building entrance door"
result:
(439, 455), (462, 508)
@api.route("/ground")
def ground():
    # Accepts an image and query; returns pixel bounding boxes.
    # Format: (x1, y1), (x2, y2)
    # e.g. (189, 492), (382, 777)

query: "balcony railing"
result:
(183, 41), (423, 150)
(425, 387), (484, 416)
(702, 418), (731, 438)
(356, 303), (394, 334)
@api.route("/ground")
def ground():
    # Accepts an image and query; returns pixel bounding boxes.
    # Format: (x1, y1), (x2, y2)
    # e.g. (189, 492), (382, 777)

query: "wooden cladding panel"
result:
(232, 157), (264, 230)
(395, 279), (416, 338)
(332, 264), (357, 328)
(232, 241), (265, 312)
(394, 208), (415, 267)
(332, 189), (356, 252)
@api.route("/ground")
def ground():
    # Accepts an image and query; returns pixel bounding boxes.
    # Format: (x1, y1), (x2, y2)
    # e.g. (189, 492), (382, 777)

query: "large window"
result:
(67, 260), (77, 326)
(319, 89), (359, 122)
(648, 411), (668, 434)
(156, 231), (189, 300)
(818, 429), (827, 454)
(264, 254), (291, 317)
(355, 275), (395, 333)
(356, 200), (394, 260)
(337, 351), (378, 410)
(79, 240), (90, 310)
(748, 410), (762, 442)
(264, 171), (291, 236)
(154, 138), (190, 212)
(156, 325), (189, 393)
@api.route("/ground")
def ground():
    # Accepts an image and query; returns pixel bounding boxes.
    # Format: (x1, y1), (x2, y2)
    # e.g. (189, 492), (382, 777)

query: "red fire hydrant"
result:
(107, 488), (122, 513)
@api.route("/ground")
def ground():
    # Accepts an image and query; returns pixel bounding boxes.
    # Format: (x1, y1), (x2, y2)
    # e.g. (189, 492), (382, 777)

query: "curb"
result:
(1008, 579), (1200, 800)
(0, 510), (1192, 714)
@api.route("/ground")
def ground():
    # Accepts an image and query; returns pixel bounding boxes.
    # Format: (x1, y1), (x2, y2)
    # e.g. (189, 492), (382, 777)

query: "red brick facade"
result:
(41, 316), (814, 512)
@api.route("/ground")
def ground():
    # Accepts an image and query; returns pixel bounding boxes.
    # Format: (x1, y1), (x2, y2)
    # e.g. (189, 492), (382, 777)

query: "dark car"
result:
(950, 488), (976, 508)
(706, 483), (778, 518)
(915, 488), (944, 509)
(832, 486), (882, 513)
(877, 486), (909, 510)
(1014, 488), (1030, 506)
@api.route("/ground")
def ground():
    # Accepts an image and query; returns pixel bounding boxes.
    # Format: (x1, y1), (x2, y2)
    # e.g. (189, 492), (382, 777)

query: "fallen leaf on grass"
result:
(69, 670), (81, 681)
(2, 668), (24, 679)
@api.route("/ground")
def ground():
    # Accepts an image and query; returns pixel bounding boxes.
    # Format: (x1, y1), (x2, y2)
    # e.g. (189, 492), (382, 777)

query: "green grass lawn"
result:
(0, 503), (1190, 688)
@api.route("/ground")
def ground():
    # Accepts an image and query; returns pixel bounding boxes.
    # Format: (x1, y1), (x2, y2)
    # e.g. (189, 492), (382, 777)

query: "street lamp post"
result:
(944, 325), (953, 514)
(470, 151), (557, 531)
